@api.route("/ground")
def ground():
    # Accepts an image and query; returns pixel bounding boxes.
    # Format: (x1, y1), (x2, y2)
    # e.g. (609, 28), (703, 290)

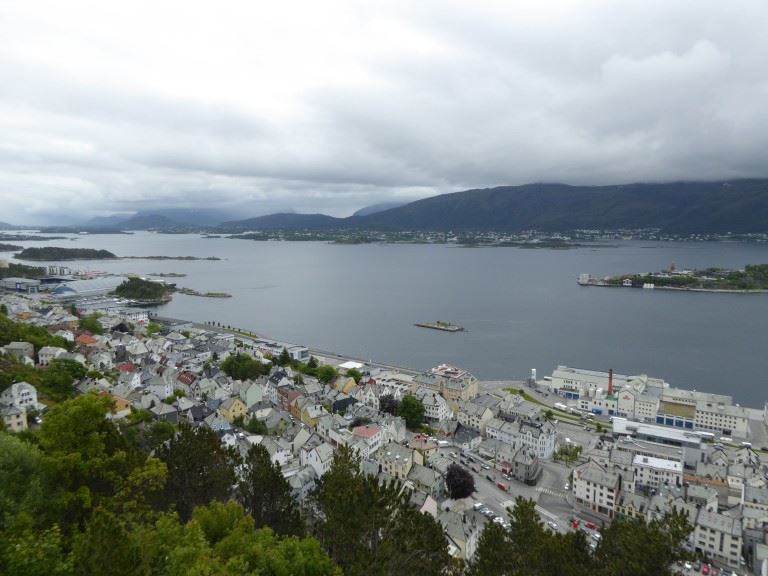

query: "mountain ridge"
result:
(220, 179), (768, 233)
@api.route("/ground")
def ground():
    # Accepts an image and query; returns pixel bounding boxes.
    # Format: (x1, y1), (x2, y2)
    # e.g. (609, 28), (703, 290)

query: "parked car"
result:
(481, 464), (491, 470)
(702, 564), (710, 575)
(585, 521), (597, 530)
(473, 502), (484, 511)
(547, 521), (558, 530)
(485, 474), (494, 482)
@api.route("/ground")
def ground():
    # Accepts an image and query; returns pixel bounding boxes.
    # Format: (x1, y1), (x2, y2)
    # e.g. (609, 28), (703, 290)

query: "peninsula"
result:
(578, 263), (768, 293)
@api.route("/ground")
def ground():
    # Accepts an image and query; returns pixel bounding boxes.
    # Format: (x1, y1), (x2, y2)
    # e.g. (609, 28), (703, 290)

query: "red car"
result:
(701, 565), (710, 575)
(572, 520), (580, 529)
(585, 521), (597, 530)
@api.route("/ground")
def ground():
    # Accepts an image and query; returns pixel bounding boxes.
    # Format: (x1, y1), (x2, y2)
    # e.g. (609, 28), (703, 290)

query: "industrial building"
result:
(52, 276), (126, 299)
(0, 277), (41, 293)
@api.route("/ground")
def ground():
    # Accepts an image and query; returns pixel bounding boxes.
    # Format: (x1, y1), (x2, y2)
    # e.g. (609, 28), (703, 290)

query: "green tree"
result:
(38, 394), (142, 531)
(277, 347), (291, 366)
(346, 368), (363, 383)
(0, 525), (72, 576)
(467, 521), (515, 576)
(71, 508), (140, 576)
(220, 353), (270, 380)
(307, 355), (319, 369)
(316, 364), (338, 384)
(0, 432), (46, 530)
(145, 322), (162, 336)
(237, 444), (304, 536)
(245, 418), (267, 435)
(310, 446), (450, 576)
(157, 424), (238, 522)
(593, 508), (692, 576)
(399, 394), (425, 430)
(77, 313), (103, 335)
(0, 303), (7, 316)
(544, 409), (554, 420)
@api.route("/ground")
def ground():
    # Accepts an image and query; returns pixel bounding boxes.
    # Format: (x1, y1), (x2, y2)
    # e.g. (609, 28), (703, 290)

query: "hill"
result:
(16, 247), (118, 261)
(354, 179), (768, 233)
(220, 213), (344, 231)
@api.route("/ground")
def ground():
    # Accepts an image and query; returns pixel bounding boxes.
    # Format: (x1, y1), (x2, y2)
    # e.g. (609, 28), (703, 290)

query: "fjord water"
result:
(12, 232), (768, 405)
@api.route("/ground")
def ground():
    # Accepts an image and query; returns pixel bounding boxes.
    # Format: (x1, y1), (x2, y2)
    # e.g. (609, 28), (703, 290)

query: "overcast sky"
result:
(1, 0), (768, 224)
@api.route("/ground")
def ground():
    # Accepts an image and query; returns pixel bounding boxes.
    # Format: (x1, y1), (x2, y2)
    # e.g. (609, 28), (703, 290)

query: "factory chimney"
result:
(608, 368), (614, 396)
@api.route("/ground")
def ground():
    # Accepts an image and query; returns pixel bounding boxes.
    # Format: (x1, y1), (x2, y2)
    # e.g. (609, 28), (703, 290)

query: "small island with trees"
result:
(113, 277), (173, 304)
(16, 247), (118, 261)
(579, 263), (768, 293)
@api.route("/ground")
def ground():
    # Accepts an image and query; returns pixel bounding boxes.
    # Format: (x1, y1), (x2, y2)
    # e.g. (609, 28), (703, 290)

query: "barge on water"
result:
(415, 321), (464, 332)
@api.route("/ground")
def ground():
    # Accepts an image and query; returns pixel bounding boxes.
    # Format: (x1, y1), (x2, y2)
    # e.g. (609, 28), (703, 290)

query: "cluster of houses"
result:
(571, 424), (768, 572)
(0, 291), (562, 562)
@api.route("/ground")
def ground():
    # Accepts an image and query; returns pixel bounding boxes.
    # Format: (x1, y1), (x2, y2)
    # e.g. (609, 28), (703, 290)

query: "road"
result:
(439, 447), (574, 533)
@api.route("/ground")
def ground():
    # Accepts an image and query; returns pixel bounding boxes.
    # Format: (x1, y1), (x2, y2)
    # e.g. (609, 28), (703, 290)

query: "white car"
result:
(547, 521), (558, 530)
(564, 483), (570, 491)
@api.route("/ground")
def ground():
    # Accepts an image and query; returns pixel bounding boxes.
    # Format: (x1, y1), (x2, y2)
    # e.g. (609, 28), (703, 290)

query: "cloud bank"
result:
(1, 0), (767, 224)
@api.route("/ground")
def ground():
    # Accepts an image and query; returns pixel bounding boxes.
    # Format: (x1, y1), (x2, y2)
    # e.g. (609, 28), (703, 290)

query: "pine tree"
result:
(238, 444), (304, 536)
(156, 424), (238, 522)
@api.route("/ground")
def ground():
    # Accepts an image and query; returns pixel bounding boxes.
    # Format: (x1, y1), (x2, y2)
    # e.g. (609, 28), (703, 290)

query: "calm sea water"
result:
(7, 232), (768, 405)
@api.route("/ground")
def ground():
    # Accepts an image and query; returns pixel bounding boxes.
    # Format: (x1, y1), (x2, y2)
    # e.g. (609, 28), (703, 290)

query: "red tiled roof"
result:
(117, 362), (136, 373)
(353, 424), (381, 439)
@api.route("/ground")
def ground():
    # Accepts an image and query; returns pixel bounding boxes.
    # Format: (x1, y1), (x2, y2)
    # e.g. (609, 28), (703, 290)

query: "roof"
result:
(632, 454), (682, 473)
(352, 424), (381, 439)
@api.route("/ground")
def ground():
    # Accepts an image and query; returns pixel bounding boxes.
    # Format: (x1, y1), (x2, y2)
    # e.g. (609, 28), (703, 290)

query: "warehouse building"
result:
(52, 276), (125, 299)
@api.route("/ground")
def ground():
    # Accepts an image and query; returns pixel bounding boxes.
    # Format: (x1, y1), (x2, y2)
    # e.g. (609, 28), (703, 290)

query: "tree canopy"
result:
(220, 353), (271, 380)
(446, 463), (475, 499)
(399, 394), (425, 429)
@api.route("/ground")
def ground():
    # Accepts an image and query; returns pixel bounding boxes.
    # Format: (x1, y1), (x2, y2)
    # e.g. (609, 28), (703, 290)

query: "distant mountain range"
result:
(25, 178), (768, 233)
(221, 179), (768, 234)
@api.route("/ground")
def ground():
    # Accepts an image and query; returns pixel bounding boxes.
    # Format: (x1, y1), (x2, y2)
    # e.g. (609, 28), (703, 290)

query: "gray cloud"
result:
(1, 0), (767, 224)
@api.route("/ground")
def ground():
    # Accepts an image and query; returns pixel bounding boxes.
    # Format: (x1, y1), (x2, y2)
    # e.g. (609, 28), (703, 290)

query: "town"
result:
(2, 277), (768, 576)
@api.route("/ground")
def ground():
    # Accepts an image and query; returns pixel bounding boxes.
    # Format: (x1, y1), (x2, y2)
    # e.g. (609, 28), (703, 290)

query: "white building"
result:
(573, 460), (621, 520)
(695, 401), (749, 438)
(0, 381), (39, 411)
(37, 346), (67, 366)
(413, 388), (451, 422)
(632, 454), (683, 489)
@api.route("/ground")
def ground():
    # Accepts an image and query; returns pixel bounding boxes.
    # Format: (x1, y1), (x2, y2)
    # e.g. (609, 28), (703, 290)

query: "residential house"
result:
(301, 442), (335, 478)
(0, 381), (39, 411)
(438, 510), (479, 561)
(1, 405), (27, 432)
(1, 341), (34, 361)
(375, 442), (414, 480)
(38, 345), (67, 366)
(413, 388), (450, 422)
(218, 397), (248, 424)
(457, 400), (495, 433)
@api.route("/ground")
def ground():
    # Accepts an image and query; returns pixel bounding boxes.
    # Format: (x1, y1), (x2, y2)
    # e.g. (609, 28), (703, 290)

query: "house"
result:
(301, 403), (328, 428)
(0, 381), (39, 411)
(286, 465), (317, 502)
(352, 424), (383, 457)
(38, 346), (67, 366)
(457, 400), (495, 433)
(1, 341), (34, 361)
(438, 510), (479, 561)
(375, 442), (414, 480)
(406, 463), (444, 499)
(301, 442), (335, 478)
(413, 388), (451, 422)
(408, 434), (439, 465)
(218, 397), (247, 424)
(509, 447), (542, 485)
(573, 460), (622, 520)
(1, 404), (27, 432)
